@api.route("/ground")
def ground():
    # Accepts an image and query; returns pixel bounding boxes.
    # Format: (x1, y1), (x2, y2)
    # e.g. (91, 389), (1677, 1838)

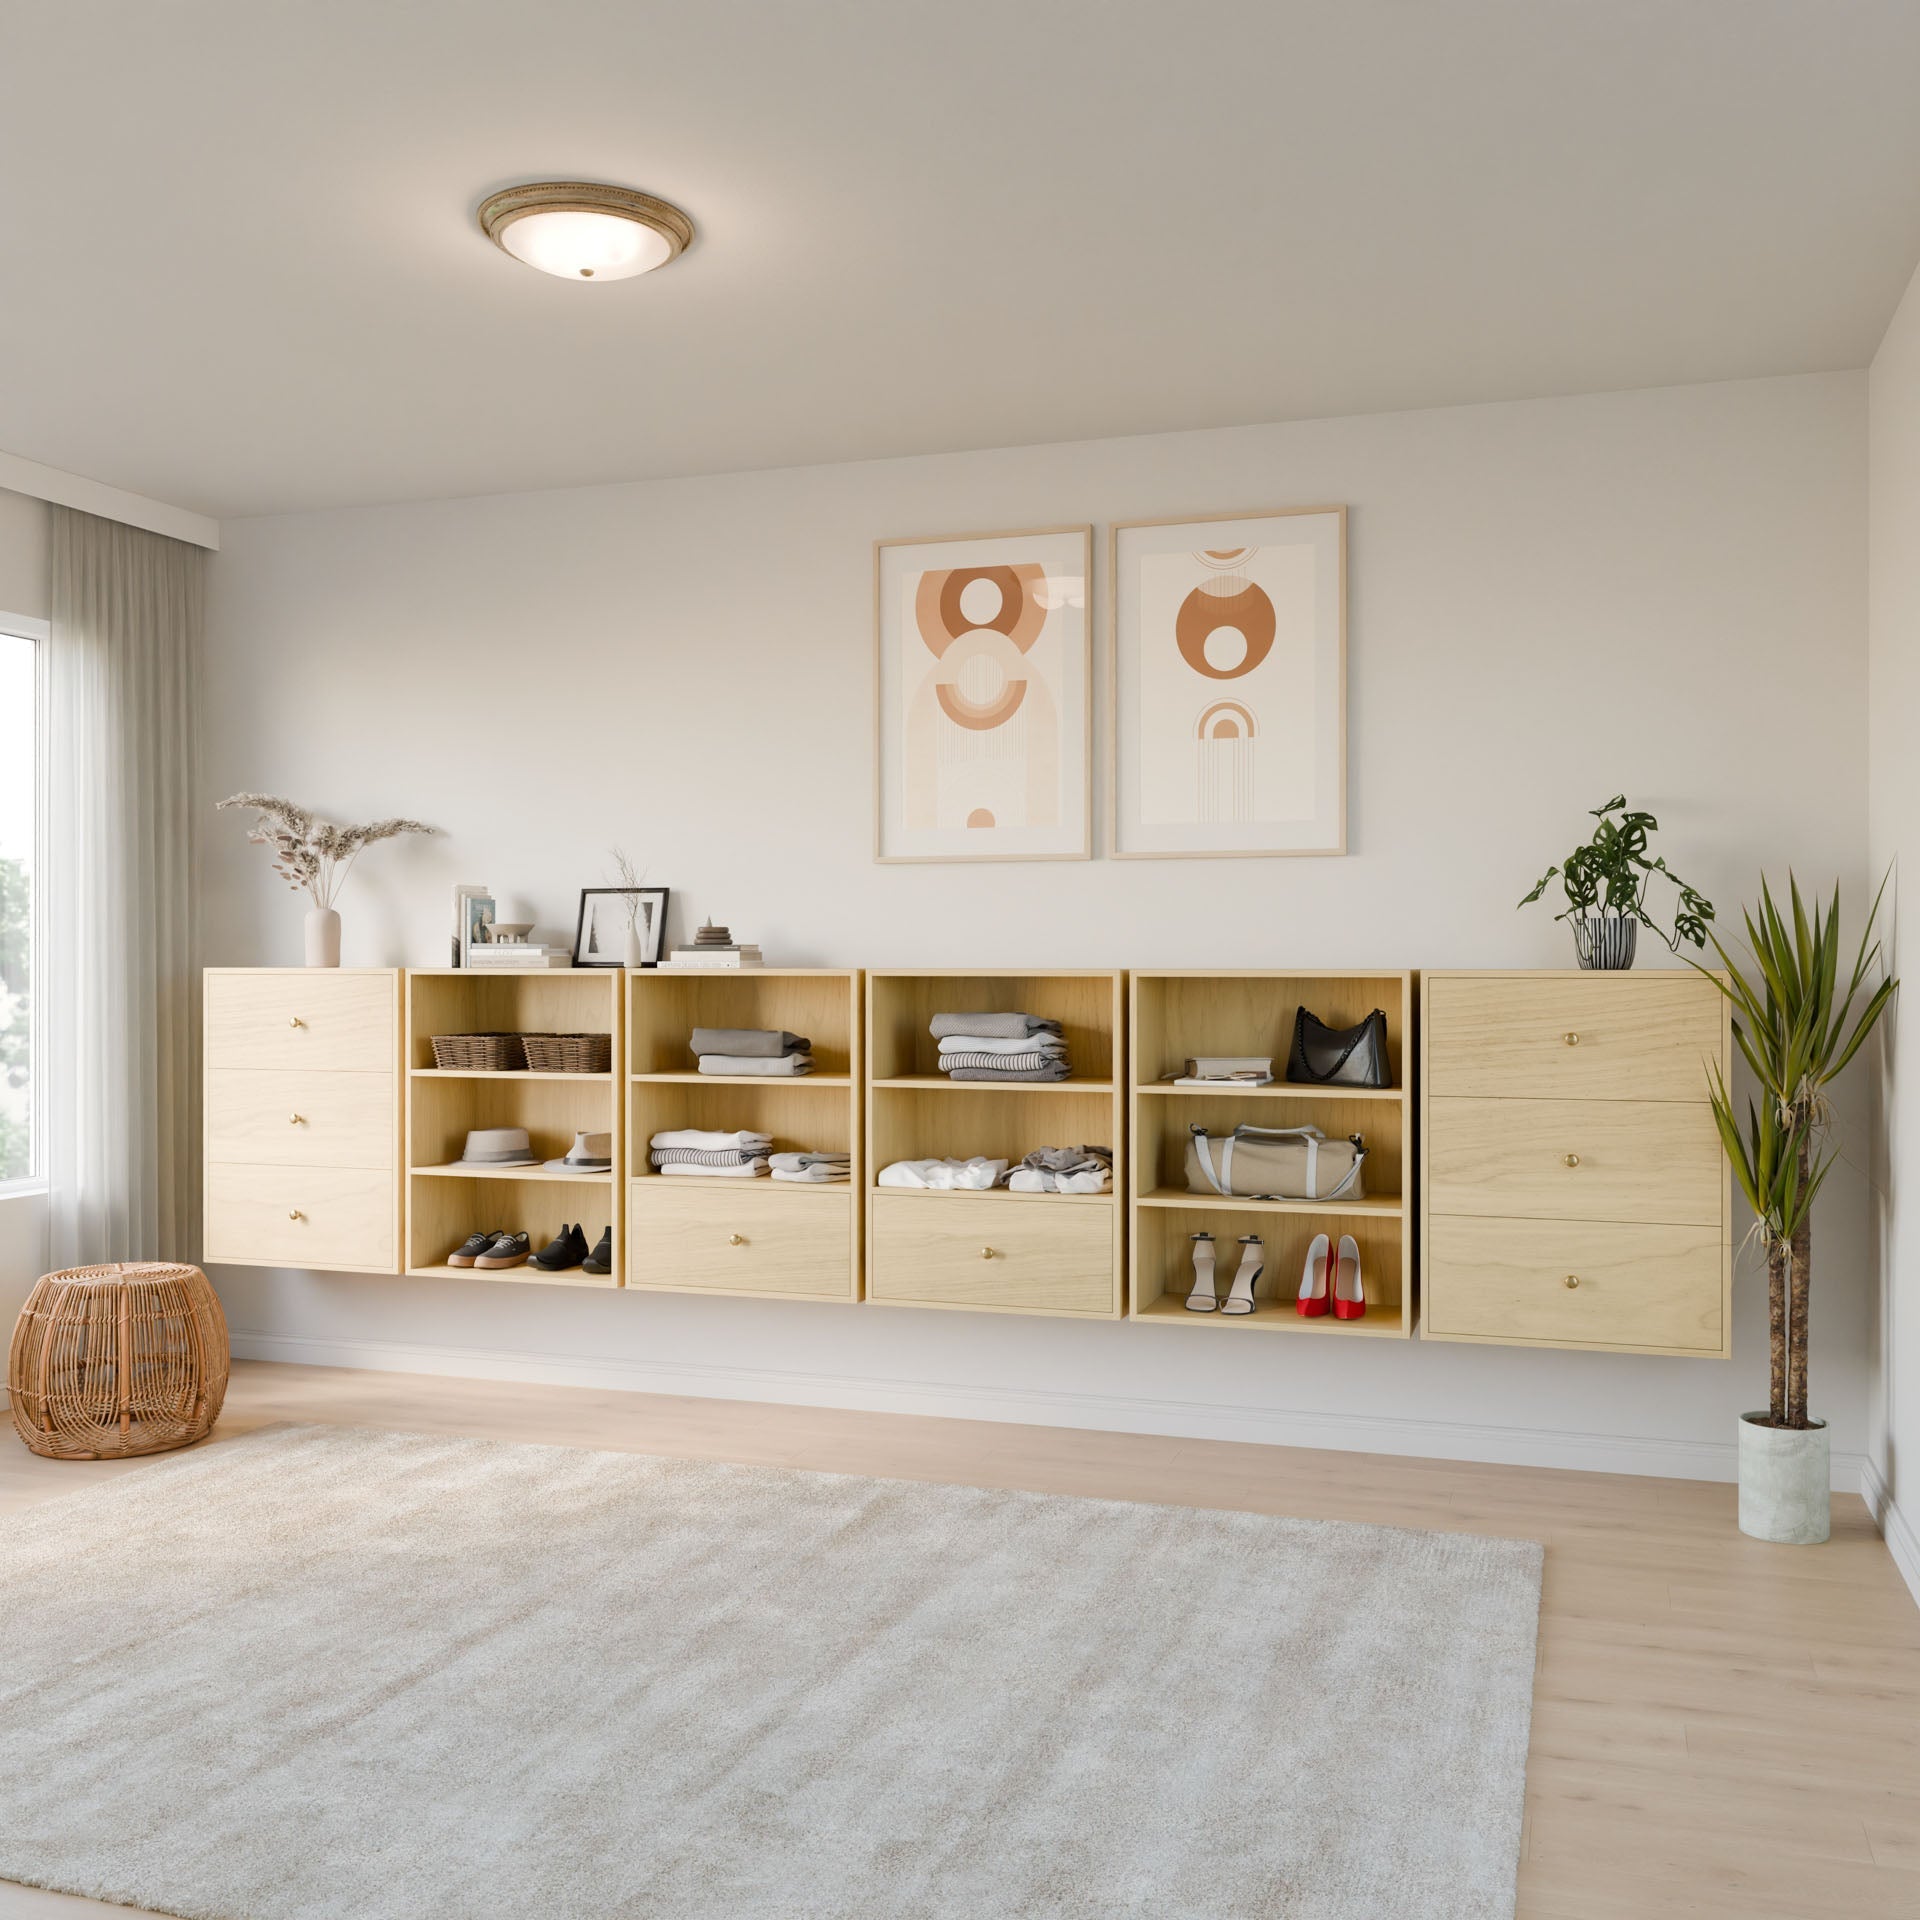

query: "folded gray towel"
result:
(1017, 1145), (1114, 1174)
(929, 1012), (1064, 1041)
(698, 1053), (814, 1076)
(691, 1027), (809, 1058)
(946, 1063), (1073, 1082)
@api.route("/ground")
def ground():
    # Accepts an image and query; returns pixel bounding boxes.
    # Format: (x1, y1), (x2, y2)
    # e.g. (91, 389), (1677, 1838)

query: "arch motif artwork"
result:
(1110, 508), (1347, 857)
(875, 528), (1091, 862)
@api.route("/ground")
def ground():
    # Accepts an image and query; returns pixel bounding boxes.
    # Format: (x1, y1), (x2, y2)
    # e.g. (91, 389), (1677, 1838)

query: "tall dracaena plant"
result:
(1694, 875), (1896, 1430)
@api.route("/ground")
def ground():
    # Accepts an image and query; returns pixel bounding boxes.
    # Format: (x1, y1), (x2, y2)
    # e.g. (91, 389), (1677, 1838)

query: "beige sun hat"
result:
(451, 1126), (539, 1168)
(544, 1129), (613, 1172)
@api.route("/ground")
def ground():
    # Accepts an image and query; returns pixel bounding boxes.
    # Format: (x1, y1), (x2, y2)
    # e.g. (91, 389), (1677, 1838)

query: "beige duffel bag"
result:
(1183, 1124), (1368, 1202)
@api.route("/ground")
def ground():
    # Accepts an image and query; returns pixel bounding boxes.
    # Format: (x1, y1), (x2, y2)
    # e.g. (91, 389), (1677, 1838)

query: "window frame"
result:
(0, 609), (47, 1194)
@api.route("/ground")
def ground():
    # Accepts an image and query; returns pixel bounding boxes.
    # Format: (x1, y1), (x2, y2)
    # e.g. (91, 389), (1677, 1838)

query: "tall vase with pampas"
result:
(217, 795), (437, 966)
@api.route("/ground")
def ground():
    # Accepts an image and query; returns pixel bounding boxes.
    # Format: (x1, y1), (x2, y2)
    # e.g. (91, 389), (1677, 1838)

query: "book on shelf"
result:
(663, 944), (763, 969)
(465, 946), (574, 969)
(1185, 1055), (1274, 1078)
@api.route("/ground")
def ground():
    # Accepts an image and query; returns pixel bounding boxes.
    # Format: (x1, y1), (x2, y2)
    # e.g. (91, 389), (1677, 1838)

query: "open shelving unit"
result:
(404, 968), (625, 1287)
(628, 969), (863, 1302)
(1128, 971), (1414, 1337)
(866, 969), (1125, 1317)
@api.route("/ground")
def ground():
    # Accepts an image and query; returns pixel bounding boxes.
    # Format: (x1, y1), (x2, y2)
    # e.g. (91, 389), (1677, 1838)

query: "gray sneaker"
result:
(446, 1230), (501, 1268)
(473, 1231), (531, 1270)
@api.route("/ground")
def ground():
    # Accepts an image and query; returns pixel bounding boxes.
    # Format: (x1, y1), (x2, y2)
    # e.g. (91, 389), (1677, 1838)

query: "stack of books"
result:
(1170, 1054), (1274, 1087)
(466, 943), (573, 970)
(665, 922), (763, 970)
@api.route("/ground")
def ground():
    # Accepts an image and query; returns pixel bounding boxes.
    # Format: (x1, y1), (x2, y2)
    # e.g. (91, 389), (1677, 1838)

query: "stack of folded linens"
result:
(1007, 1144), (1113, 1194)
(649, 1128), (772, 1177)
(769, 1150), (850, 1185)
(691, 1028), (813, 1076)
(876, 1157), (1009, 1190)
(930, 1012), (1069, 1082)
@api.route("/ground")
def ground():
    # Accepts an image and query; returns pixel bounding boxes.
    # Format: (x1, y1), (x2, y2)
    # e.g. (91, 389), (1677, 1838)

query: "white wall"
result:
(202, 372), (1876, 1481)
(0, 486), (48, 1319)
(1868, 264), (1920, 1588)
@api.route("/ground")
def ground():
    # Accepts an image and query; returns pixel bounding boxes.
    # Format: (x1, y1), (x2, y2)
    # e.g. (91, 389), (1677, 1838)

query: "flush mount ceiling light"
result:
(476, 180), (694, 282)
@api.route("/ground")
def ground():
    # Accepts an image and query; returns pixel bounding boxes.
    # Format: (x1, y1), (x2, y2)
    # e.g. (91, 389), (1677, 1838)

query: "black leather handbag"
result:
(1286, 1007), (1391, 1088)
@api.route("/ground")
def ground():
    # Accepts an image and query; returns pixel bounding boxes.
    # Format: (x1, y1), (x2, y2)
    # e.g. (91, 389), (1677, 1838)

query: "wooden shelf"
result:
(1131, 1295), (1409, 1337)
(631, 1070), (851, 1087)
(1136, 1186), (1402, 1217)
(1135, 1080), (1400, 1101)
(866, 1183), (1113, 1206)
(411, 1163), (614, 1183)
(634, 1172), (848, 1195)
(871, 1075), (1112, 1093)
(1128, 970), (1414, 1336)
(405, 1262), (617, 1289)
(411, 1067), (613, 1082)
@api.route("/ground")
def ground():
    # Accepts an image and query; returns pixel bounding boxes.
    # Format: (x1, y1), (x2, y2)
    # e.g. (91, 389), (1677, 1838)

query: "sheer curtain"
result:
(45, 506), (204, 1268)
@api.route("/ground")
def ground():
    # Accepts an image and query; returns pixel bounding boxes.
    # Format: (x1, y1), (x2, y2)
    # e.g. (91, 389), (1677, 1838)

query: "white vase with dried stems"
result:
(610, 847), (650, 969)
(218, 795), (438, 967)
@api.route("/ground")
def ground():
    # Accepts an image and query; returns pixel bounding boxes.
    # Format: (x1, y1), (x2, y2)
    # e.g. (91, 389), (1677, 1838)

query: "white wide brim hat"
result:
(544, 1129), (613, 1172)
(452, 1127), (539, 1168)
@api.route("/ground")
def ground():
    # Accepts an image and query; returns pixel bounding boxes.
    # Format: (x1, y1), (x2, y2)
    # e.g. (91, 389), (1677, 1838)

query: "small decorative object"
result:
(574, 877), (669, 968)
(1519, 795), (1714, 969)
(490, 922), (534, 945)
(1110, 508), (1346, 857)
(666, 921), (763, 968)
(217, 795), (436, 968)
(1285, 1007), (1391, 1088)
(9, 1263), (229, 1459)
(1699, 876), (1895, 1543)
(875, 526), (1092, 863)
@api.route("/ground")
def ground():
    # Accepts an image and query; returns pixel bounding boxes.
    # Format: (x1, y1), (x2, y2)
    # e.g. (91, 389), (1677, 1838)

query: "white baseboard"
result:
(229, 1326), (1869, 1491)
(1860, 1456), (1920, 1610)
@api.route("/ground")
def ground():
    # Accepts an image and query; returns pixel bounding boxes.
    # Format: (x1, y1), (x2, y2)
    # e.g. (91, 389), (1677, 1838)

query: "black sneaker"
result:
(581, 1226), (614, 1275)
(446, 1230), (500, 1268)
(473, 1231), (531, 1270)
(532, 1222), (590, 1271)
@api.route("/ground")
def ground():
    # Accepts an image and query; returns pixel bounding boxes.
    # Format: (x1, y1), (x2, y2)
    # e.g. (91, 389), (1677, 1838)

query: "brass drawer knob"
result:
(1564, 1274), (1580, 1289)
(727, 1233), (746, 1247)
(1563, 1152), (1581, 1168)
(289, 1113), (305, 1125)
(981, 1246), (998, 1260)
(287, 1209), (304, 1221)
(288, 1016), (305, 1029)
(1563, 1031), (1580, 1046)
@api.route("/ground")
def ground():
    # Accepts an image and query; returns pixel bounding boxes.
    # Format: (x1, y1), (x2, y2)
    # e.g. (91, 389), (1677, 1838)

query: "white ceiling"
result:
(6, 1), (1920, 521)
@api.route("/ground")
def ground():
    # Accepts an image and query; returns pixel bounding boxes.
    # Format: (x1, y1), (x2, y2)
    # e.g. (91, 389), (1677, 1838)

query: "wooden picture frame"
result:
(1108, 506), (1347, 859)
(573, 886), (669, 968)
(873, 525), (1092, 863)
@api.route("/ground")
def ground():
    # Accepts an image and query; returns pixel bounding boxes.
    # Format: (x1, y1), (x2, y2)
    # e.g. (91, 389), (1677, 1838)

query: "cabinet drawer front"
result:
(1426, 1215), (1725, 1353)
(1428, 1096), (1721, 1226)
(628, 1181), (853, 1299)
(205, 1069), (394, 1169)
(204, 1163), (396, 1271)
(869, 1193), (1117, 1316)
(1426, 975), (1722, 1102)
(206, 971), (396, 1073)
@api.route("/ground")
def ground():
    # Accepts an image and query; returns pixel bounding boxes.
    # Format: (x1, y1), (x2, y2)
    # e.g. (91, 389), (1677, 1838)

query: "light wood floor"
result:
(3, 1361), (1917, 1920)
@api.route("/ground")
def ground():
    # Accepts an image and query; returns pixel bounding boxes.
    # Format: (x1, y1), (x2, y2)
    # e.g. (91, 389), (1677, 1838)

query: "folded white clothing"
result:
(1008, 1167), (1111, 1193)
(935, 1033), (1068, 1057)
(772, 1166), (849, 1183)
(651, 1146), (764, 1168)
(649, 1128), (773, 1151)
(877, 1157), (1008, 1190)
(652, 1160), (769, 1178)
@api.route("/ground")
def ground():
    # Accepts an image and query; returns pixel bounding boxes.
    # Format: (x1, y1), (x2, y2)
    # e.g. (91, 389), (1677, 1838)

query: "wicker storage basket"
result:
(522, 1032), (613, 1073)
(9, 1263), (230, 1460)
(431, 1032), (527, 1071)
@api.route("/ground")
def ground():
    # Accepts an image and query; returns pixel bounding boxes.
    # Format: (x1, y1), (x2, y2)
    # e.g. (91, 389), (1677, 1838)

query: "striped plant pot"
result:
(1570, 915), (1638, 970)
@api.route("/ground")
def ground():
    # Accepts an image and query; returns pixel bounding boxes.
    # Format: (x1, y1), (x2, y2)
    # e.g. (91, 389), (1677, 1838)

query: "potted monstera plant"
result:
(1520, 795), (1715, 967)
(1697, 877), (1895, 1544)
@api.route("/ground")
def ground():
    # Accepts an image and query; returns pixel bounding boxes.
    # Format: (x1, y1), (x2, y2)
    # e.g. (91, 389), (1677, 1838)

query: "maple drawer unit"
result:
(1420, 970), (1732, 1356)
(202, 968), (403, 1274)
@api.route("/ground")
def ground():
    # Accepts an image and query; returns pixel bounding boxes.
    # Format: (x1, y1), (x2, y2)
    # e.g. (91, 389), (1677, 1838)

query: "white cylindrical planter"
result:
(304, 907), (342, 968)
(1737, 1413), (1830, 1544)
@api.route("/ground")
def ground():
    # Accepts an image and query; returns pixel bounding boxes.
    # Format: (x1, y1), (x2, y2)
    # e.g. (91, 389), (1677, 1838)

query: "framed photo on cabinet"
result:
(873, 525), (1092, 862)
(1108, 507), (1346, 858)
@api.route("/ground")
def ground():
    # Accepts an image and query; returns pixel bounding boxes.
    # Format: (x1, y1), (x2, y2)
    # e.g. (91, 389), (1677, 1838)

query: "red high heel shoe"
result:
(1296, 1232), (1331, 1316)
(1333, 1233), (1366, 1319)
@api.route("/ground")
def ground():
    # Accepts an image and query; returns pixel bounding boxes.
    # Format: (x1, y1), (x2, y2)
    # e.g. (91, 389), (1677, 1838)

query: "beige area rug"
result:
(0, 1425), (1542, 1919)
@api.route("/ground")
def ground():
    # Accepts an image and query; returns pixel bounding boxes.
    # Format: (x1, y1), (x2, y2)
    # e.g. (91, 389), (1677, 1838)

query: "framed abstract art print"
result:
(1109, 507), (1346, 858)
(874, 525), (1091, 862)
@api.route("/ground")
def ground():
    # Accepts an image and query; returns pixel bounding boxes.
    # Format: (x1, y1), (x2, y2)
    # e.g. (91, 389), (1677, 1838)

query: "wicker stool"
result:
(8, 1263), (230, 1460)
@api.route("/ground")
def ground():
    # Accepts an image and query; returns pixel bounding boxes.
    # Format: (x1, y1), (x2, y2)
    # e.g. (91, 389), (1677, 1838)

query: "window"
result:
(0, 613), (43, 1187)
